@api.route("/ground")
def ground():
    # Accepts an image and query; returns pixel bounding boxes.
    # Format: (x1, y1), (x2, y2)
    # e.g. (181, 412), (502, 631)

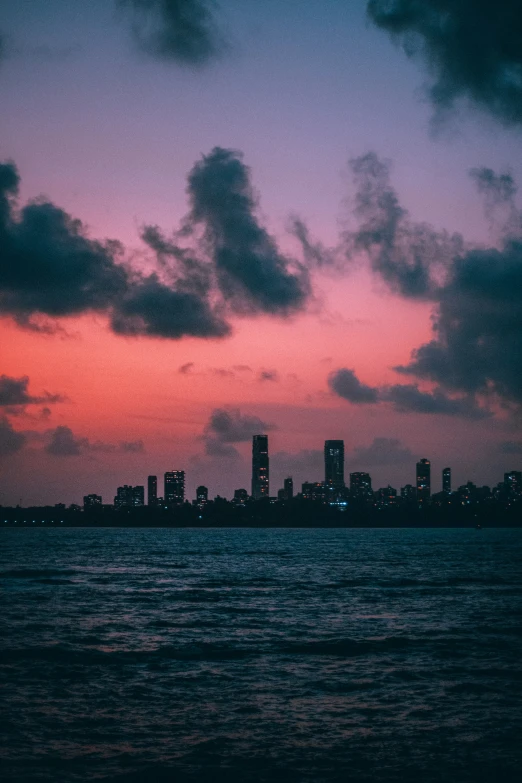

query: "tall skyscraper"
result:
(416, 459), (431, 504)
(147, 475), (157, 507)
(324, 440), (345, 487)
(442, 467), (451, 493)
(252, 435), (269, 499)
(164, 471), (185, 507)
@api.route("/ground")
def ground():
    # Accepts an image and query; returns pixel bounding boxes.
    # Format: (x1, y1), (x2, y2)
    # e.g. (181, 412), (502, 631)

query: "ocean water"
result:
(1, 527), (521, 783)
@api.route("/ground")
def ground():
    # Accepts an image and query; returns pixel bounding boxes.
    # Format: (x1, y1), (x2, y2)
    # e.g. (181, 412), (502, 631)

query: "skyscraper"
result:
(252, 435), (269, 499)
(147, 475), (157, 507)
(324, 440), (345, 487)
(442, 467), (451, 493)
(416, 459), (431, 504)
(196, 485), (208, 508)
(164, 471), (185, 507)
(114, 485), (143, 508)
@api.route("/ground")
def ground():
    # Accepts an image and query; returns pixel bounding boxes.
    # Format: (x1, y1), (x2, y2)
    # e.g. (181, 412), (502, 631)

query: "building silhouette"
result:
(442, 467), (451, 493)
(83, 494), (102, 509)
(324, 440), (345, 487)
(196, 485), (208, 508)
(416, 459), (431, 504)
(147, 475), (157, 507)
(350, 472), (372, 499)
(284, 476), (293, 500)
(114, 485), (144, 508)
(233, 488), (249, 506)
(252, 435), (269, 499)
(164, 471), (185, 507)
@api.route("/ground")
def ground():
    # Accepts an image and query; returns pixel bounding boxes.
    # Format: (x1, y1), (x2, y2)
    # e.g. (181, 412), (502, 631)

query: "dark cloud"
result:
(259, 370), (278, 382)
(179, 362), (194, 374)
(202, 407), (276, 458)
(45, 426), (85, 457)
(44, 426), (145, 457)
(382, 383), (490, 418)
(186, 147), (310, 315)
(289, 217), (338, 269)
(328, 368), (378, 403)
(1, 150), (313, 340)
(0, 416), (26, 456)
(329, 367), (490, 418)
(396, 241), (522, 404)
(119, 0), (225, 65)
(499, 440), (522, 454)
(367, 0), (522, 126)
(120, 439), (145, 453)
(204, 407), (276, 443)
(351, 437), (414, 466)
(0, 161), (128, 326)
(345, 152), (463, 298)
(345, 155), (522, 409)
(0, 374), (64, 409)
(110, 273), (230, 338)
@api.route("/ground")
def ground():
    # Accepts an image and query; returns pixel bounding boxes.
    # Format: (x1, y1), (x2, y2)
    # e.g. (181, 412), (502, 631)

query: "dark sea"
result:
(1, 527), (522, 783)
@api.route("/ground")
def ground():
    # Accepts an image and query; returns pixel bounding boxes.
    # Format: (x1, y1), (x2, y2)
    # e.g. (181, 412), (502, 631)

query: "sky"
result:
(1, 0), (521, 505)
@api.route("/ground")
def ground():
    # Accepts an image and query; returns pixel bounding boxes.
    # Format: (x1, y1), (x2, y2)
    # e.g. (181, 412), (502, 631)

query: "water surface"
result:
(1, 527), (521, 782)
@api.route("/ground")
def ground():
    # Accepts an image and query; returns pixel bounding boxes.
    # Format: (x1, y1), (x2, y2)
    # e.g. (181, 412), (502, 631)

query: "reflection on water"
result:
(1, 527), (521, 782)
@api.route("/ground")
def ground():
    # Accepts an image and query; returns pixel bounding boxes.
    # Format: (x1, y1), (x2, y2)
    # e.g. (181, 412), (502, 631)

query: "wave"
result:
(0, 568), (77, 579)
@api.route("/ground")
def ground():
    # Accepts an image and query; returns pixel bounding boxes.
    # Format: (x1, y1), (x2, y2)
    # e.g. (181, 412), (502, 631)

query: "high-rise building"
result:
(324, 440), (345, 487)
(284, 477), (293, 500)
(83, 494), (102, 508)
(442, 467), (451, 493)
(350, 472), (372, 499)
(416, 459), (431, 504)
(114, 485), (144, 508)
(252, 435), (269, 499)
(147, 475), (157, 507)
(196, 485), (208, 508)
(302, 481), (326, 501)
(164, 471), (185, 507)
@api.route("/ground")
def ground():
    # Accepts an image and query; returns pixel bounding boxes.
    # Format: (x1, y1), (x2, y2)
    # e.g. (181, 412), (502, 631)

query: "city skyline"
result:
(9, 434), (519, 509)
(1, 1), (521, 507)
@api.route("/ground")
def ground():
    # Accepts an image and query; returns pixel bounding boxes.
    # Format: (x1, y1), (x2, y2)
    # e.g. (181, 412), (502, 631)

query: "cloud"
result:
(0, 374), (64, 409)
(110, 273), (230, 338)
(351, 437), (414, 466)
(345, 155), (522, 410)
(382, 383), (490, 419)
(499, 440), (522, 454)
(120, 439), (145, 452)
(345, 152), (463, 298)
(367, 0), (522, 127)
(259, 370), (278, 382)
(328, 368), (378, 403)
(1, 149), (314, 340)
(0, 161), (128, 327)
(179, 362), (194, 374)
(289, 217), (339, 269)
(44, 426), (145, 457)
(329, 367), (491, 418)
(119, 0), (225, 66)
(186, 147), (310, 315)
(0, 416), (26, 456)
(202, 407), (276, 457)
(45, 426), (85, 456)
(396, 241), (522, 405)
